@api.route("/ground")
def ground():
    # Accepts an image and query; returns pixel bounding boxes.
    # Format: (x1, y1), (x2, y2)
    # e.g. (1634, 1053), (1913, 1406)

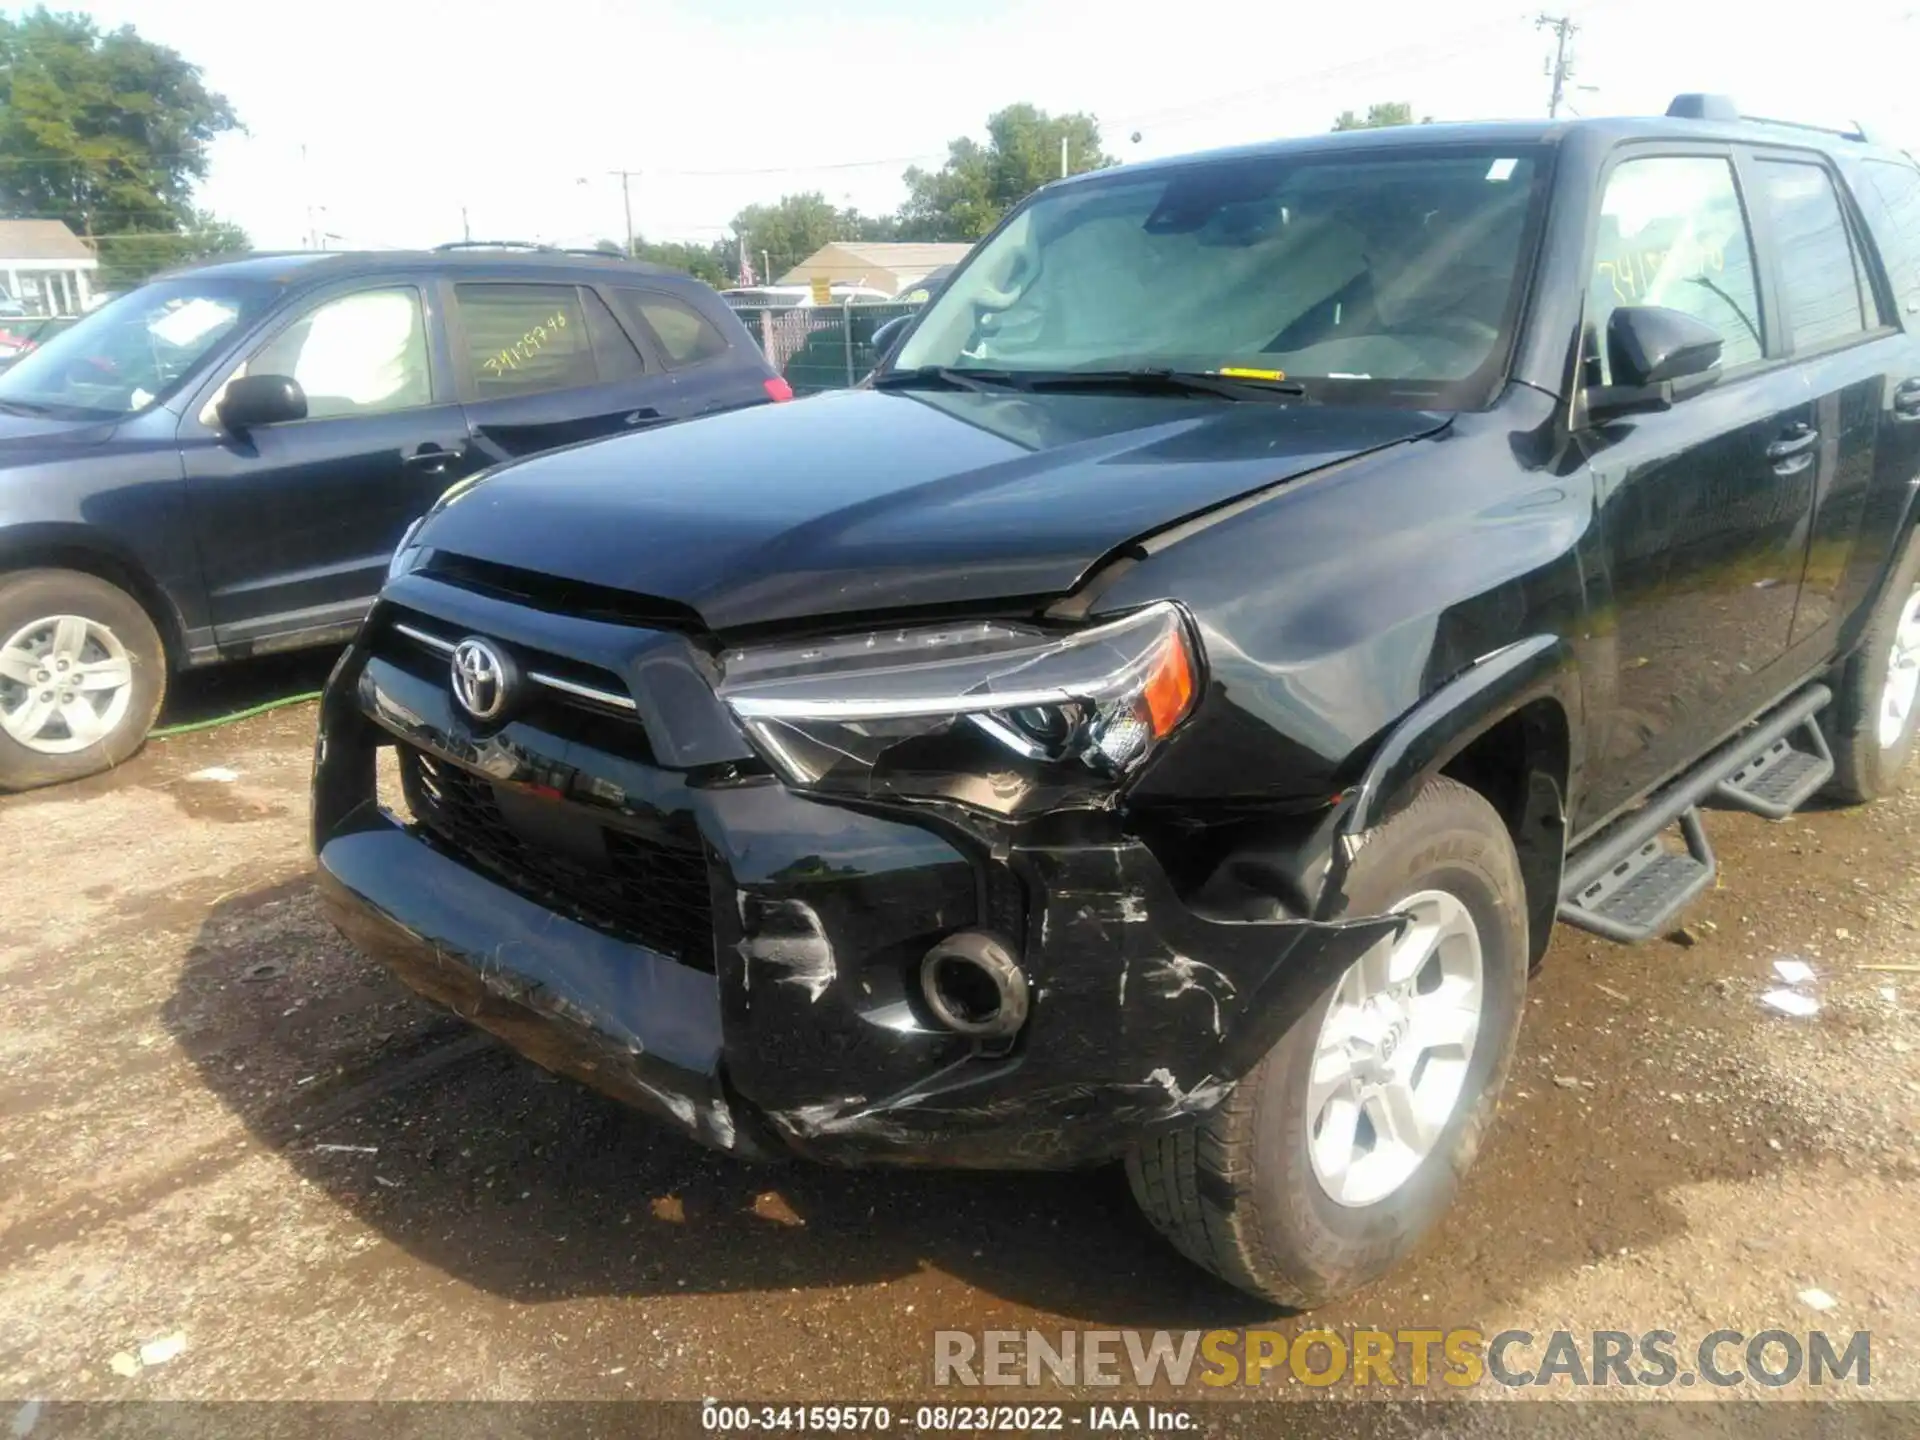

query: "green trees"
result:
(0, 8), (249, 285)
(897, 103), (1113, 240)
(1331, 102), (1432, 130)
(719, 104), (1116, 280)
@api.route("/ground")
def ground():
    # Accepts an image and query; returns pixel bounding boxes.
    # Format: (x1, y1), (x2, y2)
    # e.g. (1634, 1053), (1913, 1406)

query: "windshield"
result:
(892, 145), (1548, 406)
(0, 278), (280, 419)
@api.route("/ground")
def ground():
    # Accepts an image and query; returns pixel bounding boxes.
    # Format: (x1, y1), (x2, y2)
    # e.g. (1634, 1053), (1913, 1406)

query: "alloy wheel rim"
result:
(1877, 585), (1920, 751)
(0, 614), (135, 755)
(1306, 888), (1484, 1208)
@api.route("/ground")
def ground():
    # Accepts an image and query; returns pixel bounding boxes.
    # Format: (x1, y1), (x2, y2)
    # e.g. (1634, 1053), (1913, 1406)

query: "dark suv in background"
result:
(0, 245), (787, 789)
(316, 97), (1920, 1306)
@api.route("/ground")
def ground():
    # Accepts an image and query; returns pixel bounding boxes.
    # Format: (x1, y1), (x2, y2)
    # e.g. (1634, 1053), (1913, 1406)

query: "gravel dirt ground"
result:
(2, 654), (1917, 1429)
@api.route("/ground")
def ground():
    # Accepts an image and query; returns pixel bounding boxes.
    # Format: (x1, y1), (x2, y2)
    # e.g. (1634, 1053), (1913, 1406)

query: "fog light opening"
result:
(919, 931), (1029, 1040)
(931, 956), (1001, 1026)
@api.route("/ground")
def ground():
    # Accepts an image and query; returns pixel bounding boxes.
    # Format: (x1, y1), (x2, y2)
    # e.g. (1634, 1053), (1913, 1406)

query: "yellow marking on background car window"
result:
(1216, 366), (1286, 381)
(481, 309), (570, 379)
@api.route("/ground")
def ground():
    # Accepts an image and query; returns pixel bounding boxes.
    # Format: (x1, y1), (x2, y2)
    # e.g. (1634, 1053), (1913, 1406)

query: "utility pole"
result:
(1536, 13), (1578, 118)
(301, 143), (317, 250)
(610, 170), (637, 259)
(461, 206), (471, 243)
(1060, 134), (1070, 178)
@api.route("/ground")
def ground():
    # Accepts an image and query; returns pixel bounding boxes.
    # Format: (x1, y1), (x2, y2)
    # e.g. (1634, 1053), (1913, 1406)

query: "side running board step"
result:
(1712, 717), (1834, 819)
(1561, 808), (1715, 944)
(1559, 683), (1831, 944)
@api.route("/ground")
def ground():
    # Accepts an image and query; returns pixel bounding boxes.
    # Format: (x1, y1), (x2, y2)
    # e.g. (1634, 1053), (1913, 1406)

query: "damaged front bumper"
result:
(312, 591), (1400, 1169)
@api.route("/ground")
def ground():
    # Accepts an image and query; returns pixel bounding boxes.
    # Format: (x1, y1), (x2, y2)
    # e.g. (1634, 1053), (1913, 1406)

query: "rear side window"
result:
(580, 288), (646, 382)
(1854, 160), (1920, 324)
(612, 289), (731, 367)
(1588, 156), (1764, 383)
(1756, 160), (1875, 349)
(455, 284), (599, 397)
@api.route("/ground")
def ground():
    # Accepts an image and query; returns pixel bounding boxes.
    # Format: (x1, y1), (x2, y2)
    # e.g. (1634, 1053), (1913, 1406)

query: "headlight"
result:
(717, 601), (1199, 816)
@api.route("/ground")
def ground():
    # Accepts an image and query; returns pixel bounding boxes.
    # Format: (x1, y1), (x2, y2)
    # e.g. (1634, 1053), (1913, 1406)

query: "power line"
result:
(1099, 13), (1557, 136)
(630, 152), (946, 178)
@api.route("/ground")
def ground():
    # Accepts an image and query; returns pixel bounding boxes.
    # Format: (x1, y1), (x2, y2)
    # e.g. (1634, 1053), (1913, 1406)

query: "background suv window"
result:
(580, 288), (646, 381)
(246, 286), (431, 419)
(456, 284), (602, 397)
(1587, 156), (1763, 384)
(1757, 160), (1875, 350)
(613, 289), (731, 366)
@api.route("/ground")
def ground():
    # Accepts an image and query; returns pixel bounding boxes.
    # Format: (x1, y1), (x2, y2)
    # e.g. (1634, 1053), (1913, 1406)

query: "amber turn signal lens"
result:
(1142, 632), (1196, 737)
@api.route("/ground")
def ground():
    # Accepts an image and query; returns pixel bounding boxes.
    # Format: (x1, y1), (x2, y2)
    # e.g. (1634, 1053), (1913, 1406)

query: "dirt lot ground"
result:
(2, 654), (1917, 1427)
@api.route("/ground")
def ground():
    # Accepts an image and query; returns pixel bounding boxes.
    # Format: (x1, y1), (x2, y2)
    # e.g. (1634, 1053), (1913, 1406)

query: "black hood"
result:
(417, 387), (1448, 632)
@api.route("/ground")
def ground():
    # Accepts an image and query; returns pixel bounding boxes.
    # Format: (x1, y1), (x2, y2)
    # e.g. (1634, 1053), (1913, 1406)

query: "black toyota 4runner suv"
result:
(0, 245), (785, 790)
(313, 98), (1920, 1305)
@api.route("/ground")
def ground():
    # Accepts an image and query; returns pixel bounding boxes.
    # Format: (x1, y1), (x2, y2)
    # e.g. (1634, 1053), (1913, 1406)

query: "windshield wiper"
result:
(0, 397), (53, 417)
(1017, 368), (1307, 402)
(871, 365), (1029, 394)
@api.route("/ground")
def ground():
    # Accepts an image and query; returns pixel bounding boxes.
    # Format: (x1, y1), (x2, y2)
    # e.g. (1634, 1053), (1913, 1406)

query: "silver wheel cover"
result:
(1878, 584), (1920, 751)
(0, 614), (136, 755)
(1307, 888), (1485, 1208)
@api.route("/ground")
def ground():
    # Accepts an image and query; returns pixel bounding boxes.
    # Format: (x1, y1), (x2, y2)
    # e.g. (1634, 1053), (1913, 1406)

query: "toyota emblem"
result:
(450, 637), (513, 721)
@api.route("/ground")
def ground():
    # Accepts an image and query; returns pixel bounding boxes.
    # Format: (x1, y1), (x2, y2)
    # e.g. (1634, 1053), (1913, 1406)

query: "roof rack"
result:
(1666, 93), (1880, 144)
(432, 240), (553, 253)
(431, 240), (639, 261)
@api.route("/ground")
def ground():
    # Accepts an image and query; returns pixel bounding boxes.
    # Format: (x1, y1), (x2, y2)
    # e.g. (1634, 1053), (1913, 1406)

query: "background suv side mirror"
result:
(218, 373), (307, 431)
(1584, 306), (1724, 424)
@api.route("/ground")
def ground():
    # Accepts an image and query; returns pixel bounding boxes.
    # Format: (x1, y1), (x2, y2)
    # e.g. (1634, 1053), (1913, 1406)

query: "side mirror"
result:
(1584, 306), (1724, 425)
(218, 373), (307, 431)
(870, 314), (912, 359)
(1607, 305), (1722, 388)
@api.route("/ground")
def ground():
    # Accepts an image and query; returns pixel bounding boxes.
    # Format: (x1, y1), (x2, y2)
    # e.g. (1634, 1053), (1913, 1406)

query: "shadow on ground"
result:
(158, 648), (342, 732)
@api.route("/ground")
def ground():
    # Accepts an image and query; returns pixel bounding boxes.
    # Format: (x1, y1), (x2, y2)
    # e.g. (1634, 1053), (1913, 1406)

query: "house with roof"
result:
(777, 241), (972, 299)
(0, 220), (99, 315)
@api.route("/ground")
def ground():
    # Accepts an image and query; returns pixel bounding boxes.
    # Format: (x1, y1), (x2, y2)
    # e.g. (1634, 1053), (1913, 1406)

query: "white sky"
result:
(41, 0), (1920, 252)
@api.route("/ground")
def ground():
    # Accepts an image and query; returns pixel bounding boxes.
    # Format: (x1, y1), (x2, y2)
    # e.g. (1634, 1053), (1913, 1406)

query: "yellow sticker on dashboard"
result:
(1216, 367), (1286, 381)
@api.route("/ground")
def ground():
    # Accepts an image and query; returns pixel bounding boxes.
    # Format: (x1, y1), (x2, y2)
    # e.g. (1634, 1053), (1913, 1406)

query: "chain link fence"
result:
(726, 300), (919, 395)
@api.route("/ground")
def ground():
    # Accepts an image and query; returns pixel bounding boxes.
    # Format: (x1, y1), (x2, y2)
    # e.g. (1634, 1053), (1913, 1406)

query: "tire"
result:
(1126, 776), (1528, 1308)
(1821, 527), (1920, 804)
(0, 568), (167, 792)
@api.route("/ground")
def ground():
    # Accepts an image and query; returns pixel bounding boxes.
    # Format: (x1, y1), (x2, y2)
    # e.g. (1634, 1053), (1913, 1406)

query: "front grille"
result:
(400, 748), (715, 970)
(373, 607), (655, 759)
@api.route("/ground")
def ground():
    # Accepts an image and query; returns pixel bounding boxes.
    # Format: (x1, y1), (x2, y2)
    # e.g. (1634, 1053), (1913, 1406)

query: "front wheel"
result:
(1127, 777), (1528, 1308)
(0, 568), (167, 791)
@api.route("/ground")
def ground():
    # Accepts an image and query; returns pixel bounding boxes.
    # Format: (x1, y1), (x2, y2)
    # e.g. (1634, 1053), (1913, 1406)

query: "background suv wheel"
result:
(0, 568), (167, 791)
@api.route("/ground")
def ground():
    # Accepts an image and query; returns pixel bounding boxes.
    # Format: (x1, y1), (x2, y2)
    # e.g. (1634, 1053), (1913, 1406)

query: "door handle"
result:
(404, 445), (465, 473)
(1766, 425), (1818, 474)
(1894, 379), (1920, 421)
